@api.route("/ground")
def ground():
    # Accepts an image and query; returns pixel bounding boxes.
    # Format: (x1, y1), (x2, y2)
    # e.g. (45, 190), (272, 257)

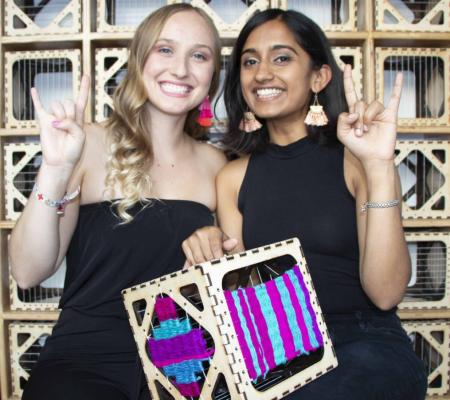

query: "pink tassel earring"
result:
(239, 109), (262, 133)
(197, 96), (213, 127)
(304, 92), (328, 126)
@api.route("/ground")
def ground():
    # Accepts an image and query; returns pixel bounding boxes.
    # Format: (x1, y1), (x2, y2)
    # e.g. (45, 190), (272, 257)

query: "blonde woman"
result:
(10, 4), (225, 399)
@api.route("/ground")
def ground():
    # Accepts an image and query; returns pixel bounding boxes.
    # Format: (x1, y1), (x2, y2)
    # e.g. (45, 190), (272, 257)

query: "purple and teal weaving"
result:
(147, 296), (214, 397)
(224, 265), (323, 380)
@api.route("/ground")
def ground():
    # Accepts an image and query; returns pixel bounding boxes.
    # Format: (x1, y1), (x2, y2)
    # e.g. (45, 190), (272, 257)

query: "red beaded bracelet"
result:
(32, 184), (81, 215)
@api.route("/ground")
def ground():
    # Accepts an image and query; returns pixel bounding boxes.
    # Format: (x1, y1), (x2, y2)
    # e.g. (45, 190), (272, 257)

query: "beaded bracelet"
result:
(361, 199), (400, 213)
(32, 184), (81, 215)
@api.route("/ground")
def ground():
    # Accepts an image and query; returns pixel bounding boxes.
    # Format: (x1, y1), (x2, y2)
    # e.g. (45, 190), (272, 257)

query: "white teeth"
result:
(256, 88), (282, 98)
(161, 83), (190, 94)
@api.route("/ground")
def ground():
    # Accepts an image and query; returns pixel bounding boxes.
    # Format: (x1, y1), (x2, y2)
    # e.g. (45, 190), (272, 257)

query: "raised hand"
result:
(31, 75), (90, 169)
(337, 65), (403, 166)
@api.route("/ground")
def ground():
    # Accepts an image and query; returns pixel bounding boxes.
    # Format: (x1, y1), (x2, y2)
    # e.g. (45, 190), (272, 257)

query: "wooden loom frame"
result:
(122, 238), (338, 400)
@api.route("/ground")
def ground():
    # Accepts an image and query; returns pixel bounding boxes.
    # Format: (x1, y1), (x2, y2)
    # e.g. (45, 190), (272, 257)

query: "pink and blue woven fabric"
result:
(224, 265), (323, 380)
(147, 296), (214, 397)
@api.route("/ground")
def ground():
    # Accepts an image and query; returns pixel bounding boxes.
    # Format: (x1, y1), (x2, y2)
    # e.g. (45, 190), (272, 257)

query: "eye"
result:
(274, 54), (291, 64)
(193, 52), (208, 61)
(157, 47), (173, 55)
(242, 58), (258, 67)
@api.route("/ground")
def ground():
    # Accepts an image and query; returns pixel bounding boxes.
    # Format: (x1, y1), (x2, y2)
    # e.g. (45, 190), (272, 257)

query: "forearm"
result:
(9, 164), (75, 288)
(360, 161), (410, 309)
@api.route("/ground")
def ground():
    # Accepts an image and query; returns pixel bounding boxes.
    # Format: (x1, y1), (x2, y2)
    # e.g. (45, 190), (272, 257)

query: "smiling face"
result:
(240, 19), (317, 124)
(142, 10), (216, 117)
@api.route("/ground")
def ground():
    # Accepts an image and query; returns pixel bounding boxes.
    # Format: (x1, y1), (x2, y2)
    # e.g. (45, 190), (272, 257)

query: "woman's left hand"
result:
(337, 64), (403, 166)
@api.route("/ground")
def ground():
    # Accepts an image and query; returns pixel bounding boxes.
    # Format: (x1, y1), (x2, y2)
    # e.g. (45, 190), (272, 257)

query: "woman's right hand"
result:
(31, 75), (90, 170)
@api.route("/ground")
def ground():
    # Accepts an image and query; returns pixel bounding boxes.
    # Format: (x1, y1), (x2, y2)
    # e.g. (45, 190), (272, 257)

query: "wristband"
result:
(361, 199), (400, 212)
(33, 184), (81, 215)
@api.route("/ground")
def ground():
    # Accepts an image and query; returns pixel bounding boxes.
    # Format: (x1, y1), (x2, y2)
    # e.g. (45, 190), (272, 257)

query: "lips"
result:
(159, 81), (193, 96)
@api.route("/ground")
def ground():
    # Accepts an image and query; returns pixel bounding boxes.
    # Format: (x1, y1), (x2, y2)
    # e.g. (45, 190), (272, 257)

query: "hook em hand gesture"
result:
(31, 75), (90, 170)
(337, 65), (403, 166)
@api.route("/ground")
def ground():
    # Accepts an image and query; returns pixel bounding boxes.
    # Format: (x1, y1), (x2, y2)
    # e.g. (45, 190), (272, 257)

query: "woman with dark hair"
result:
(182, 9), (427, 399)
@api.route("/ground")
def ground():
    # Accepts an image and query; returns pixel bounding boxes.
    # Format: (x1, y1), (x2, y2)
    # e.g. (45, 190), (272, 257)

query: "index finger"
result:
(30, 87), (45, 118)
(386, 72), (403, 113)
(343, 64), (358, 113)
(75, 75), (90, 126)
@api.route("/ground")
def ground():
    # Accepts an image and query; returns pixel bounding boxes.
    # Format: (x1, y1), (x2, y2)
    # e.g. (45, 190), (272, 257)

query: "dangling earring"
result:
(197, 96), (213, 127)
(239, 109), (262, 133)
(304, 92), (328, 126)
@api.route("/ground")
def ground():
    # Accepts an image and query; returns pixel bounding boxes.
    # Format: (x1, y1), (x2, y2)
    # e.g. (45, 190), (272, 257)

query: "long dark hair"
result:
(223, 9), (347, 154)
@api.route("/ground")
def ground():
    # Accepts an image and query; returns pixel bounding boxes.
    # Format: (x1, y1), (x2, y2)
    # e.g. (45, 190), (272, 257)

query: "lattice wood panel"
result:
(94, 48), (128, 122)
(4, 0), (81, 36)
(376, 48), (449, 128)
(9, 322), (55, 398)
(9, 255), (66, 311)
(332, 46), (363, 98)
(395, 140), (450, 220)
(376, 0), (450, 32)
(123, 238), (337, 400)
(4, 142), (41, 221)
(277, 0), (357, 31)
(403, 320), (450, 396)
(400, 232), (450, 310)
(189, 0), (270, 38)
(4, 49), (81, 129)
(97, 0), (181, 33)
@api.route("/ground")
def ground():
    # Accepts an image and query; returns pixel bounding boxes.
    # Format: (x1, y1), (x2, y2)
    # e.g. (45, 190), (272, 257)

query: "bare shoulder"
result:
(195, 140), (227, 171)
(217, 155), (250, 191)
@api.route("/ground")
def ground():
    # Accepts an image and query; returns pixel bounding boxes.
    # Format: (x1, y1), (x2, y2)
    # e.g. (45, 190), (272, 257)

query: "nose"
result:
(170, 54), (189, 79)
(254, 59), (274, 83)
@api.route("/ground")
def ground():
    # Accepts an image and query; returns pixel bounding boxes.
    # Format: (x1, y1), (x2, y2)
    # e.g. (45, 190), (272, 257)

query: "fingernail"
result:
(363, 124), (369, 132)
(349, 113), (358, 119)
(355, 128), (362, 136)
(52, 120), (61, 128)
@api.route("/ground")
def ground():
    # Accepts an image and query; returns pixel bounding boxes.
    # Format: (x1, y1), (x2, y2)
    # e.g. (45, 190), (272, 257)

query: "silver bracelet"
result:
(361, 199), (400, 212)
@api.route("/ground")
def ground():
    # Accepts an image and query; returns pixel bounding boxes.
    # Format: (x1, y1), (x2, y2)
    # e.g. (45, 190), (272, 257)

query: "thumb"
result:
(53, 118), (84, 137)
(223, 238), (238, 252)
(337, 112), (359, 135)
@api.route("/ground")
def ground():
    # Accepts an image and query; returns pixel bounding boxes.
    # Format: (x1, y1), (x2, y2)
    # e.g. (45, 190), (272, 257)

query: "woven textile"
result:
(224, 266), (323, 380)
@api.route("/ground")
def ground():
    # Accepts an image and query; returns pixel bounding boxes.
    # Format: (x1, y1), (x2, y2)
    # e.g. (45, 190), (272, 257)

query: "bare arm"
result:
(9, 76), (90, 289)
(339, 66), (410, 310)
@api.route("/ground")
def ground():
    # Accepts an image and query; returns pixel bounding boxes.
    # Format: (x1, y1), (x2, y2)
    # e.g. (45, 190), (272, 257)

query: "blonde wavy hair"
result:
(105, 3), (221, 222)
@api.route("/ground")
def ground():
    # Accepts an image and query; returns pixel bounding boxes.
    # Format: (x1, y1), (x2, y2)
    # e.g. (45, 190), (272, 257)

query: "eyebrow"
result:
(155, 38), (213, 52)
(242, 44), (299, 56)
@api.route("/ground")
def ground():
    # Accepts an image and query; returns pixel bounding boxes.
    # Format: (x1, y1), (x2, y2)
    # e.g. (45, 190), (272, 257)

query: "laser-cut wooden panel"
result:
(123, 238), (337, 400)
(278, 0), (357, 31)
(4, 142), (41, 221)
(9, 323), (55, 398)
(4, 0), (81, 36)
(189, 0), (270, 38)
(332, 46), (363, 98)
(375, 0), (450, 32)
(402, 320), (450, 396)
(94, 48), (128, 122)
(395, 140), (450, 220)
(376, 48), (449, 128)
(4, 49), (81, 129)
(400, 232), (450, 310)
(96, 0), (181, 33)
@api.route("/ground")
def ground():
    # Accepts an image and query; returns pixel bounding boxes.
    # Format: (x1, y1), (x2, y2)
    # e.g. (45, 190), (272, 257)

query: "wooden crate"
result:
(400, 232), (450, 310)
(332, 46), (363, 98)
(277, 0), (357, 31)
(4, 142), (41, 221)
(9, 322), (55, 398)
(376, 48), (449, 128)
(375, 0), (450, 32)
(122, 238), (337, 400)
(403, 320), (450, 396)
(189, 0), (270, 38)
(395, 140), (450, 221)
(4, 0), (81, 36)
(4, 49), (81, 129)
(94, 48), (128, 122)
(96, 0), (180, 33)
